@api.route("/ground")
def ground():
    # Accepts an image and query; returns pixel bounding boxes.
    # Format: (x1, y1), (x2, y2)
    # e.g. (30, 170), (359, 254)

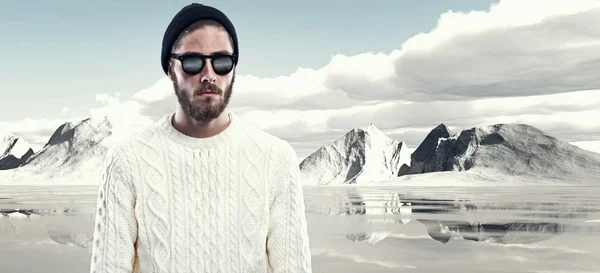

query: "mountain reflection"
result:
(1, 185), (598, 250)
(0, 209), (94, 249)
(314, 187), (581, 245)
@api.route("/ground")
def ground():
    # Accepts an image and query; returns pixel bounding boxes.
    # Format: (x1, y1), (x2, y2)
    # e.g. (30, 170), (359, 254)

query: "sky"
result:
(1, 0), (600, 160)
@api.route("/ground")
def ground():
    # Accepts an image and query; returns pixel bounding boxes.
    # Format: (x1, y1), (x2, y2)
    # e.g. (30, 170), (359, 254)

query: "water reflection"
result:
(1, 185), (600, 273)
(0, 209), (94, 248)
(304, 186), (600, 246)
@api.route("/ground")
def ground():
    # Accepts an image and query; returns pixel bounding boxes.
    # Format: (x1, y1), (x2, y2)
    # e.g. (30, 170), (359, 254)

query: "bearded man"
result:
(89, 3), (313, 273)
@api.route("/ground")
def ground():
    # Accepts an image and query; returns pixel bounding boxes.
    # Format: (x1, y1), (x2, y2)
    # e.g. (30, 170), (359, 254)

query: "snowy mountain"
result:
(0, 132), (34, 170)
(2, 116), (598, 186)
(0, 117), (114, 185)
(299, 124), (411, 185)
(399, 123), (600, 184)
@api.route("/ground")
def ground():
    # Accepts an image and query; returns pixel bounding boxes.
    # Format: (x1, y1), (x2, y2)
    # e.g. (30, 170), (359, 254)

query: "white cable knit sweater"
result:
(89, 111), (312, 273)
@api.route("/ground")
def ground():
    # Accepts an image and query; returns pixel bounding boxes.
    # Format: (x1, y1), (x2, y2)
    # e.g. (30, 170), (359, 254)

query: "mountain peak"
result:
(20, 116), (113, 170)
(404, 122), (600, 183)
(348, 123), (383, 136)
(0, 133), (34, 170)
(300, 123), (411, 185)
(44, 116), (112, 148)
(433, 123), (449, 131)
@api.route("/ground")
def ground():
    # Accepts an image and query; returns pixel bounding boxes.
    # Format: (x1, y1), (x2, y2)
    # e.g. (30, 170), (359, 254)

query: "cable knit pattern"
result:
(89, 111), (312, 273)
(90, 145), (137, 273)
(227, 132), (241, 273)
(168, 144), (185, 273)
(139, 130), (171, 273)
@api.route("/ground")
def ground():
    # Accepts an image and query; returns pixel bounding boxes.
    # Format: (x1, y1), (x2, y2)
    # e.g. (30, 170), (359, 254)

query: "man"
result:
(89, 3), (312, 273)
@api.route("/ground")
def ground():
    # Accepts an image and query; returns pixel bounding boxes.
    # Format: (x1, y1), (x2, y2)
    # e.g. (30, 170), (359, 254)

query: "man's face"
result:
(168, 25), (235, 122)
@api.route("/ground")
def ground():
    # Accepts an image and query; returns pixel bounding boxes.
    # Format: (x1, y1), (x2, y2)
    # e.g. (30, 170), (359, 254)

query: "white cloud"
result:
(235, 89), (600, 157)
(327, 2), (600, 101)
(89, 95), (155, 142)
(95, 93), (120, 105)
(60, 107), (70, 115)
(132, 77), (174, 104)
(570, 141), (600, 154)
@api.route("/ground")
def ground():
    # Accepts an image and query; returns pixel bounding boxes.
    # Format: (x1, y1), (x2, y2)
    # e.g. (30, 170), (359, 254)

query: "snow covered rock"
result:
(406, 123), (453, 174)
(402, 123), (600, 183)
(0, 132), (34, 170)
(299, 124), (411, 185)
(0, 116), (114, 185)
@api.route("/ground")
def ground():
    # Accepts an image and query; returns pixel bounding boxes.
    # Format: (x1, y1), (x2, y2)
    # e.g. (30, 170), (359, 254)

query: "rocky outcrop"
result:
(408, 123), (454, 174)
(0, 133), (34, 170)
(401, 123), (600, 183)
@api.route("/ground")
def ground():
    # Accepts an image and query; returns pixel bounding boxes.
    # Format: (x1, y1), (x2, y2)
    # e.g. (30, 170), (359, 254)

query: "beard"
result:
(173, 74), (234, 122)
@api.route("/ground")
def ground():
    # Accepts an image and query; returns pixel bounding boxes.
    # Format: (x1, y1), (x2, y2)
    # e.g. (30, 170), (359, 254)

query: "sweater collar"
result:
(159, 110), (242, 149)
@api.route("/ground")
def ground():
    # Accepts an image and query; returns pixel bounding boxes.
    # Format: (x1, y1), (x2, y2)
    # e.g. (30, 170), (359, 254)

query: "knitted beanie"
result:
(161, 3), (238, 75)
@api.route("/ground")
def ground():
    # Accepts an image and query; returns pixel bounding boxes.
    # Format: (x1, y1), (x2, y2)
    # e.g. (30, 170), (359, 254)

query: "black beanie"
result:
(161, 3), (238, 75)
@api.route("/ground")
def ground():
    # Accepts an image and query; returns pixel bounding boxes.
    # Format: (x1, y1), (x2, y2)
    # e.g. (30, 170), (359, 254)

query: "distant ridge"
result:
(0, 116), (114, 184)
(1, 115), (599, 186)
(400, 123), (600, 183)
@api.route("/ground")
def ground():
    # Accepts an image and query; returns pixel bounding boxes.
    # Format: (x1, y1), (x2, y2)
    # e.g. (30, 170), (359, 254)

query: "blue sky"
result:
(0, 0), (497, 121)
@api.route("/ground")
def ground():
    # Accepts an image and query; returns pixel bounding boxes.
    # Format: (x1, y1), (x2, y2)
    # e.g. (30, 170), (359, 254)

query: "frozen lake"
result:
(1, 185), (599, 273)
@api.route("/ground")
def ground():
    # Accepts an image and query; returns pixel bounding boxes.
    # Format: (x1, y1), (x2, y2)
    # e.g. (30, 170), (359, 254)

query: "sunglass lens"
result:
(212, 56), (234, 75)
(182, 55), (205, 74)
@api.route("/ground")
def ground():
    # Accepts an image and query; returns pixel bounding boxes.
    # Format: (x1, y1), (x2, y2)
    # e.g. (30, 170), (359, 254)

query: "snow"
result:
(0, 132), (31, 159)
(0, 116), (115, 185)
(299, 124), (411, 185)
(300, 122), (600, 187)
(395, 123), (600, 186)
(0, 132), (34, 170)
(379, 168), (578, 187)
(1, 114), (599, 187)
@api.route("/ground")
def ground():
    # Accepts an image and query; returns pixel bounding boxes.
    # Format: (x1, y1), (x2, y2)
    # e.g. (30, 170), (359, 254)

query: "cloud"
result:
(5, 0), (600, 160)
(60, 107), (70, 115)
(325, 89), (600, 129)
(95, 94), (120, 105)
(128, 68), (370, 116)
(571, 141), (600, 154)
(326, 1), (600, 101)
(243, 89), (600, 157)
(322, 89), (600, 145)
(89, 93), (155, 141)
(116, 0), (600, 112)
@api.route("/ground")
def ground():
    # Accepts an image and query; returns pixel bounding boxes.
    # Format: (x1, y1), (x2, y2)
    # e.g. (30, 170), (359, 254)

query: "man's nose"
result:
(200, 59), (217, 83)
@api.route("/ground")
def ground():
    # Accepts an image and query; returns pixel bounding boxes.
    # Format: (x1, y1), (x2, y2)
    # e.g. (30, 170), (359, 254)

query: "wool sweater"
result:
(89, 111), (312, 273)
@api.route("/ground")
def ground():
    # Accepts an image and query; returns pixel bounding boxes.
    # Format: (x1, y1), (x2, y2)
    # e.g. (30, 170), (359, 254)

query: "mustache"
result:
(195, 83), (222, 95)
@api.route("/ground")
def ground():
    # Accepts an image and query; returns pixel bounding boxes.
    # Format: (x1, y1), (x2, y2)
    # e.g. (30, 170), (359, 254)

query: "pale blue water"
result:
(1, 185), (599, 273)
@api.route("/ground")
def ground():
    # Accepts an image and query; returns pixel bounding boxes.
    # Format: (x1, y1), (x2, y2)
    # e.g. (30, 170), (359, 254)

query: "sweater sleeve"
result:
(89, 147), (138, 273)
(266, 142), (313, 273)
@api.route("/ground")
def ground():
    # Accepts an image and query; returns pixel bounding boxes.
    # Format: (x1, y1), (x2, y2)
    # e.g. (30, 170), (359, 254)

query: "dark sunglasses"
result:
(170, 53), (237, 76)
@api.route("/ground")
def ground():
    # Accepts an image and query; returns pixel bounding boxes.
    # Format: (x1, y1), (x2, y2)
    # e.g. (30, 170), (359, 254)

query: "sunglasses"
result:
(170, 52), (237, 76)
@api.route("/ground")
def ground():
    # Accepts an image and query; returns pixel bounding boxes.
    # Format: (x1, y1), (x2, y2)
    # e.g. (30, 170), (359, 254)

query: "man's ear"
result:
(167, 62), (175, 82)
